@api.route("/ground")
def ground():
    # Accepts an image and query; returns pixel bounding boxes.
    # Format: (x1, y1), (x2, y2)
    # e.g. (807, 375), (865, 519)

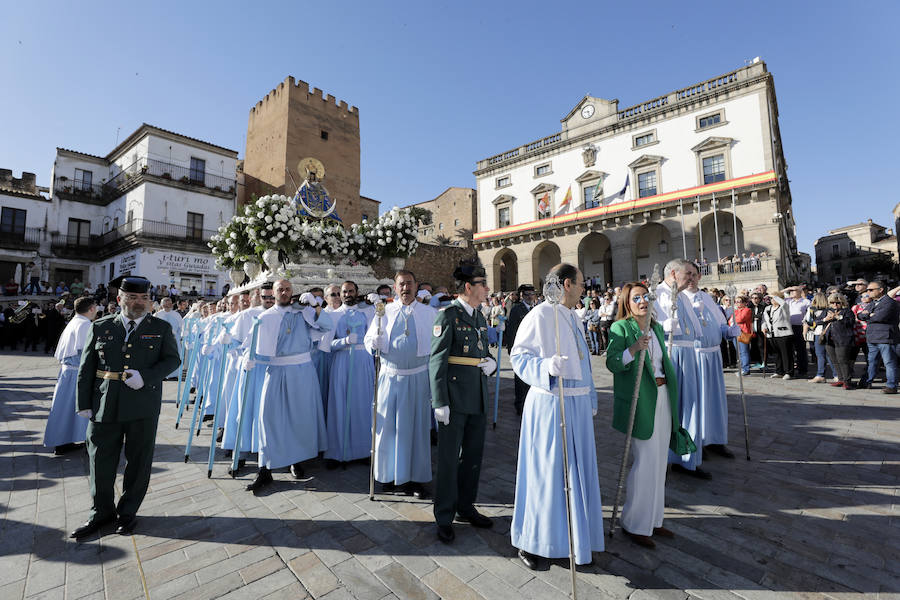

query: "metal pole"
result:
(732, 189), (739, 256)
(552, 301), (578, 599)
(369, 303), (385, 500)
(207, 336), (233, 477)
(697, 196), (703, 262)
(175, 324), (200, 429)
(713, 193), (721, 262)
(679, 197), (687, 259)
(726, 287), (751, 460)
(492, 315), (506, 429)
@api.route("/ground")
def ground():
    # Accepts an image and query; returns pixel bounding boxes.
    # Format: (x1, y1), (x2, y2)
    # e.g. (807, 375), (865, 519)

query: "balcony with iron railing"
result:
(53, 179), (110, 204)
(48, 218), (217, 259)
(106, 158), (236, 197)
(0, 226), (43, 250)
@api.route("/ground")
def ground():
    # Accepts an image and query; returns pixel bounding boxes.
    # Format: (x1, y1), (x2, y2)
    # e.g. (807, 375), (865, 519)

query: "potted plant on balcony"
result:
(140, 165), (148, 174)
(180, 176), (190, 184)
(161, 172), (171, 179)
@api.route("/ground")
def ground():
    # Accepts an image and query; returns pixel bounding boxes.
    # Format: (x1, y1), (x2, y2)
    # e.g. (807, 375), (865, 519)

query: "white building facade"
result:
(473, 60), (800, 292)
(0, 124), (238, 296)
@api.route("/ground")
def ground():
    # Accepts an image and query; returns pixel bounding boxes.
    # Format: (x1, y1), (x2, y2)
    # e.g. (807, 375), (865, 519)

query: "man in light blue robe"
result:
(222, 287), (274, 470)
(365, 271), (436, 497)
(687, 282), (739, 459)
(656, 259), (709, 477)
(156, 298), (183, 379)
(510, 264), (604, 569)
(43, 297), (96, 453)
(200, 301), (230, 417)
(325, 281), (374, 468)
(245, 279), (331, 493)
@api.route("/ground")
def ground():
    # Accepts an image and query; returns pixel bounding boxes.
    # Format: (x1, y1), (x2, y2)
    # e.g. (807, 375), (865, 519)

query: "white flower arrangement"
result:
(210, 195), (426, 269)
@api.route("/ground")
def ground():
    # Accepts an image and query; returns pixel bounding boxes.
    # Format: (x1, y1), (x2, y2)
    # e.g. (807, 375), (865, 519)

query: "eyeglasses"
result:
(829, 302), (841, 305)
(631, 293), (651, 304)
(866, 287), (880, 292)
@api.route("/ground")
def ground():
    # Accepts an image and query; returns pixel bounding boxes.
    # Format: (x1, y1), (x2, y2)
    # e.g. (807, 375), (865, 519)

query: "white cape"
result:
(510, 301), (583, 381)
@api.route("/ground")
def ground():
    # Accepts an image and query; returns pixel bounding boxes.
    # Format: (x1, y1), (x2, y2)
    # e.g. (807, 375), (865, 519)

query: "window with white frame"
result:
(632, 130), (657, 149)
(702, 154), (726, 184)
(534, 163), (551, 177)
(583, 183), (600, 209)
(695, 109), (727, 131)
(498, 206), (510, 228)
(495, 175), (511, 189)
(638, 171), (657, 198)
(74, 168), (92, 192)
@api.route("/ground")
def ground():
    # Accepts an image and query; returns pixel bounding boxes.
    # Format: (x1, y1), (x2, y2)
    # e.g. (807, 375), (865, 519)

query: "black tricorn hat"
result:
(517, 284), (535, 294)
(452, 259), (486, 283)
(110, 275), (151, 293)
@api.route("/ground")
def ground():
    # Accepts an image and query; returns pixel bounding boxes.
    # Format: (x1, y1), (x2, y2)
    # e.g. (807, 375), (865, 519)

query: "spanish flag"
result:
(555, 186), (572, 216)
(537, 192), (550, 216)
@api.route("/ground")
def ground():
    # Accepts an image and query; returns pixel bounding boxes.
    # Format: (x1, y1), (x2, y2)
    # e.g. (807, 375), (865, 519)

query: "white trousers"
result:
(621, 384), (672, 536)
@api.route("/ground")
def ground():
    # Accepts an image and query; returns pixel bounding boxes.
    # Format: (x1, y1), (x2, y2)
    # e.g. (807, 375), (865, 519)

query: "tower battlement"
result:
(250, 76), (358, 117)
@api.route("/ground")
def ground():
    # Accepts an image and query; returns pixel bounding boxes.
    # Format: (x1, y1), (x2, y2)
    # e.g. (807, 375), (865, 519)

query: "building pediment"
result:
(628, 154), (664, 169)
(691, 136), (734, 153)
(530, 182), (558, 195)
(575, 170), (608, 183)
(492, 194), (515, 206)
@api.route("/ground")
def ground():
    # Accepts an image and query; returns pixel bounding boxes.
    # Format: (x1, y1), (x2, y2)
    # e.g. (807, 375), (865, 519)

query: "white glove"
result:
(220, 333), (233, 345)
(416, 290), (431, 300)
(434, 405), (450, 425)
(592, 408), (598, 417)
(299, 292), (316, 305)
(345, 332), (359, 345)
(77, 409), (92, 419)
(366, 292), (380, 304)
(479, 356), (497, 377)
(201, 344), (214, 356)
(123, 370), (144, 390)
(373, 333), (388, 352)
(547, 355), (567, 377)
(313, 295), (324, 306)
(243, 359), (256, 372)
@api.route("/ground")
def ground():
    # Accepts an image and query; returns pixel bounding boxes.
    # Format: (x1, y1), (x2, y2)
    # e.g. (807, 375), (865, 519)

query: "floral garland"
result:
(209, 195), (426, 271)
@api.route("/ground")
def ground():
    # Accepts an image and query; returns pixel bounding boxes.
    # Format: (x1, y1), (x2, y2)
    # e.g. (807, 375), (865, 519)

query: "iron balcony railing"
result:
(53, 179), (109, 201)
(105, 158), (235, 194)
(0, 226), (42, 249)
(48, 219), (216, 254)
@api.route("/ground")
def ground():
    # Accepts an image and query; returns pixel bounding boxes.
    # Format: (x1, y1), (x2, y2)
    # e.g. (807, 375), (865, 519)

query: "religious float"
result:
(209, 158), (426, 292)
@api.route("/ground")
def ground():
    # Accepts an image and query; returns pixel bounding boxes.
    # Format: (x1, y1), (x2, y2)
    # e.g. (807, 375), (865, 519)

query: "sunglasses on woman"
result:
(631, 293), (651, 304)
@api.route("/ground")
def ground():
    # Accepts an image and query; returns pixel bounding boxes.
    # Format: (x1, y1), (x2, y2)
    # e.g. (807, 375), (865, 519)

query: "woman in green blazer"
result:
(605, 282), (694, 549)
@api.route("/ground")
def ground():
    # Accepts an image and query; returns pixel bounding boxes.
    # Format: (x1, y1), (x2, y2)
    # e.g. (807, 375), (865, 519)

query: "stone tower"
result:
(242, 76), (365, 225)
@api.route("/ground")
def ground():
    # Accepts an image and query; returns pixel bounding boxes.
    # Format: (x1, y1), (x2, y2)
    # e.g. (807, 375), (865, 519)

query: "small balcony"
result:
(47, 218), (217, 259)
(0, 227), (43, 251)
(105, 158), (236, 198)
(53, 180), (111, 204)
(697, 256), (780, 286)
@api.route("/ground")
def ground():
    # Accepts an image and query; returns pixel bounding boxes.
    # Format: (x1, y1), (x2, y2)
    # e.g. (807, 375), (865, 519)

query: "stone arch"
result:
(532, 240), (561, 290)
(578, 232), (612, 290)
(493, 248), (518, 293)
(697, 210), (745, 261)
(634, 222), (673, 282)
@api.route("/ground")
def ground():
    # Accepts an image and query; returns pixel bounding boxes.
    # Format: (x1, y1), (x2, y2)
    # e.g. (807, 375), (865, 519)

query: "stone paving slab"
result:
(1, 349), (898, 599)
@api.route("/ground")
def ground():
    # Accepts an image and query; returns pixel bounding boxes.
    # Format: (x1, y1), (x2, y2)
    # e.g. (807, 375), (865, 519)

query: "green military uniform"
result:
(76, 312), (180, 523)
(429, 298), (491, 526)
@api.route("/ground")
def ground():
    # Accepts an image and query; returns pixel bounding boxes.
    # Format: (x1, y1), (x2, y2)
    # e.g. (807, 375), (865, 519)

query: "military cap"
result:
(110, 275), (152, 293)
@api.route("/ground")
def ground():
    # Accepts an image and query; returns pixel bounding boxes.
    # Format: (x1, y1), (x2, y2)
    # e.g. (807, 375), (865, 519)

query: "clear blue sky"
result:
(2, 1), (898, 258)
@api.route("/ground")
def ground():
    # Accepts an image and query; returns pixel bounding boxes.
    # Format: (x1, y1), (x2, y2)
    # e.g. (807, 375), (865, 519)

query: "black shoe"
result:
(54, 442), (83, 455)
(706, 444), (735, 459)
(325, 459), (340, 470)
(202, 414), (214, 422)
(411, 482), (429, 500)
(379, 481), (396, 494)
(856, 381), (869, 389)
(70, 515), (114, 539)
(672, 464), (712, 480)
(430, 430), (437, 446)
(227, 459), (246, 476)
(436, 524), (455, 544)
(224, 449), (233, 458)
(456, 510), (493, 528)
(518, 549), (541, 570)
(290, 463), (304, 479)
(216, 428), (224, 443)
(246, 468), (273, 493)
(115, 515), (137, 535)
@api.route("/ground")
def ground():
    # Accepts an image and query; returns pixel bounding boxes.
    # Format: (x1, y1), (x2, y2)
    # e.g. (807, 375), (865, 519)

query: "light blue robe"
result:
(510, 306), (604, 564)
(691, 292), (729, 446)
(660, 289), (705, 470)
(222, 308), (264, 453)
(312, 341), (333, 418)
(326, 307), (374, 462)
(43, 357), (89, 447)
(157, 310), (183, 379)
(257, 307), (330, 469)
(373, 311), (431, 484)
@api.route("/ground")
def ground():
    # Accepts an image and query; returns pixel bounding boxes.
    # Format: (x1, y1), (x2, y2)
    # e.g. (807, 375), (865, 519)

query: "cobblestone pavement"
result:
(1, 349), (898, 600)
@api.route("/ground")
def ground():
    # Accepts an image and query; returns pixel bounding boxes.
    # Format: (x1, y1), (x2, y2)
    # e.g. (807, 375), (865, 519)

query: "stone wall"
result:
(413, 187), (477, 246)
(371, 243), (474, 291)
(0, 169), (37, 194)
